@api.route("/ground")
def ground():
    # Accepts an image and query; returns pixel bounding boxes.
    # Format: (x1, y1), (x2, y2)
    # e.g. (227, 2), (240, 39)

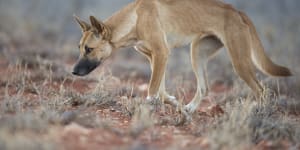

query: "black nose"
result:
(72, 66), (89, 76)
(72, 71), (79, 75)
(72, 69), (85, 76)
(72, 58), (101, 76)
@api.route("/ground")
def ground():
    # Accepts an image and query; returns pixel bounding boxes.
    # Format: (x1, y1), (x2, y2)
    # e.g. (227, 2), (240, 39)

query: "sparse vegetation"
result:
(0, 0), (299, 150)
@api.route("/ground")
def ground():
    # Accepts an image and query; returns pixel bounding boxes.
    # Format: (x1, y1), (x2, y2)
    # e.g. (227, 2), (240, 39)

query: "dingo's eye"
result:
(85, 46), (93, 54)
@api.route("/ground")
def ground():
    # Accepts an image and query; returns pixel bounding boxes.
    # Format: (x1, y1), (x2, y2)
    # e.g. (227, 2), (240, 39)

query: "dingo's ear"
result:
(74, 15), (90, 32)
(90, 16), (111, 40)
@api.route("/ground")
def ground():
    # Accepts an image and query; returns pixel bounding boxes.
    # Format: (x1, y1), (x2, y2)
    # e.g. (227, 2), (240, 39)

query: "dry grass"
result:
(0, 36), (299, 149)
(206, 89), (300, 150)
(0, 1), (299, 148)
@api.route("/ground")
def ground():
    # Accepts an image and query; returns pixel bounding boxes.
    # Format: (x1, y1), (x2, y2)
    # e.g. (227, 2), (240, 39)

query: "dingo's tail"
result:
(239, 12), (292, 77)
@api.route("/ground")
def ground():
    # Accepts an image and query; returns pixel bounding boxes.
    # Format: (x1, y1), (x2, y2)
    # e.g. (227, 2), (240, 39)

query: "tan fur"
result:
(74, 0), (292, 115)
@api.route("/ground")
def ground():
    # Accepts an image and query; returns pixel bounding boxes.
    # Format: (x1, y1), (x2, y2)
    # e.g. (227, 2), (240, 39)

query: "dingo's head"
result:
(72, 16), (112, 76)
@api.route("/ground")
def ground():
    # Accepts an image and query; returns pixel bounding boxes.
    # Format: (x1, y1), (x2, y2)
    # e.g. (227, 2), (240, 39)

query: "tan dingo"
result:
(72, 0), (291, 115)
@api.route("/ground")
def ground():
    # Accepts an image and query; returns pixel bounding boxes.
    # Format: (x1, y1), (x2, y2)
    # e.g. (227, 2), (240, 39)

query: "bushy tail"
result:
(239, 12), (292, 77)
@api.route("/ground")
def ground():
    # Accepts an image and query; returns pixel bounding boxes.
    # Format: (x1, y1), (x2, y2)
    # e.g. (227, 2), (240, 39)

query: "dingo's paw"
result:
(184, 102), (198, 115)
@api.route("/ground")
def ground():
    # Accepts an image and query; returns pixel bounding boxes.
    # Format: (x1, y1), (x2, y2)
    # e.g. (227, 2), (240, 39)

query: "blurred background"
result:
(0, 0), (299, 95)
(1, 1), (300, 149)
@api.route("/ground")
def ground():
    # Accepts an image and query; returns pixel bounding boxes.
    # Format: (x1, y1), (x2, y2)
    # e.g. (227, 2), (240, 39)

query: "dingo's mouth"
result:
(72, 58), (101, 76)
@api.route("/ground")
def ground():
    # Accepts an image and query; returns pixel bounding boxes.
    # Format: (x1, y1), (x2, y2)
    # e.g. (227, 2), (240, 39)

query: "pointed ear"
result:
(89, 16), (111, 40)
(74, 15), (90, 32)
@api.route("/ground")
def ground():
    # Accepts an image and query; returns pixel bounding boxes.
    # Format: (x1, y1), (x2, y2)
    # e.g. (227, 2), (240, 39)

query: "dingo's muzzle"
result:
(72, 58), (101, 76)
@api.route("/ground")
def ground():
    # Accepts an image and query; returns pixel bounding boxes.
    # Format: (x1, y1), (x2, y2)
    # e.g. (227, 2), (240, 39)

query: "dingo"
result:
(72, 0), (291, 115)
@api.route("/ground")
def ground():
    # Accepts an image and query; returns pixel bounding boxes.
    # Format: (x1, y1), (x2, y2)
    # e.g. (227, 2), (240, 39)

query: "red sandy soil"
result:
(54, 75), (229, 150)
(0, 57), (294, 150)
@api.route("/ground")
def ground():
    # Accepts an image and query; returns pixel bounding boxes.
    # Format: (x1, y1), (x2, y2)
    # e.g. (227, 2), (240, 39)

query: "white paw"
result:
(146, 96), (152, 101)
(184, 102), (198, 114)
(168, 95), (176, 100)
(165, 95), (178, 106)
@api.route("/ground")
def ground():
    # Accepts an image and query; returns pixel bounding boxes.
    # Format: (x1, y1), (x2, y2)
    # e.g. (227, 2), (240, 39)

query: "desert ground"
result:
(0, 0), (300, 150)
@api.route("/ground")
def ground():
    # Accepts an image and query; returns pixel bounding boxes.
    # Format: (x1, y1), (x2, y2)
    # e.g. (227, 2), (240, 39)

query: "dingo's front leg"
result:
(144, 48), (190, 122)
(147, 56), (191, 122)
(136, 12), (188, 121)
(135, 45), (177, 106)
(134, 47), (166, 110)
(159, 73), (178, 106)
(146, 53), (168, 108)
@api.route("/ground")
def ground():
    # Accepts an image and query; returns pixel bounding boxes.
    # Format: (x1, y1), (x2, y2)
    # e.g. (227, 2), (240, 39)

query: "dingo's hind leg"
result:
(223, 21), (263, 96)
(185, 36), (223, 114)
